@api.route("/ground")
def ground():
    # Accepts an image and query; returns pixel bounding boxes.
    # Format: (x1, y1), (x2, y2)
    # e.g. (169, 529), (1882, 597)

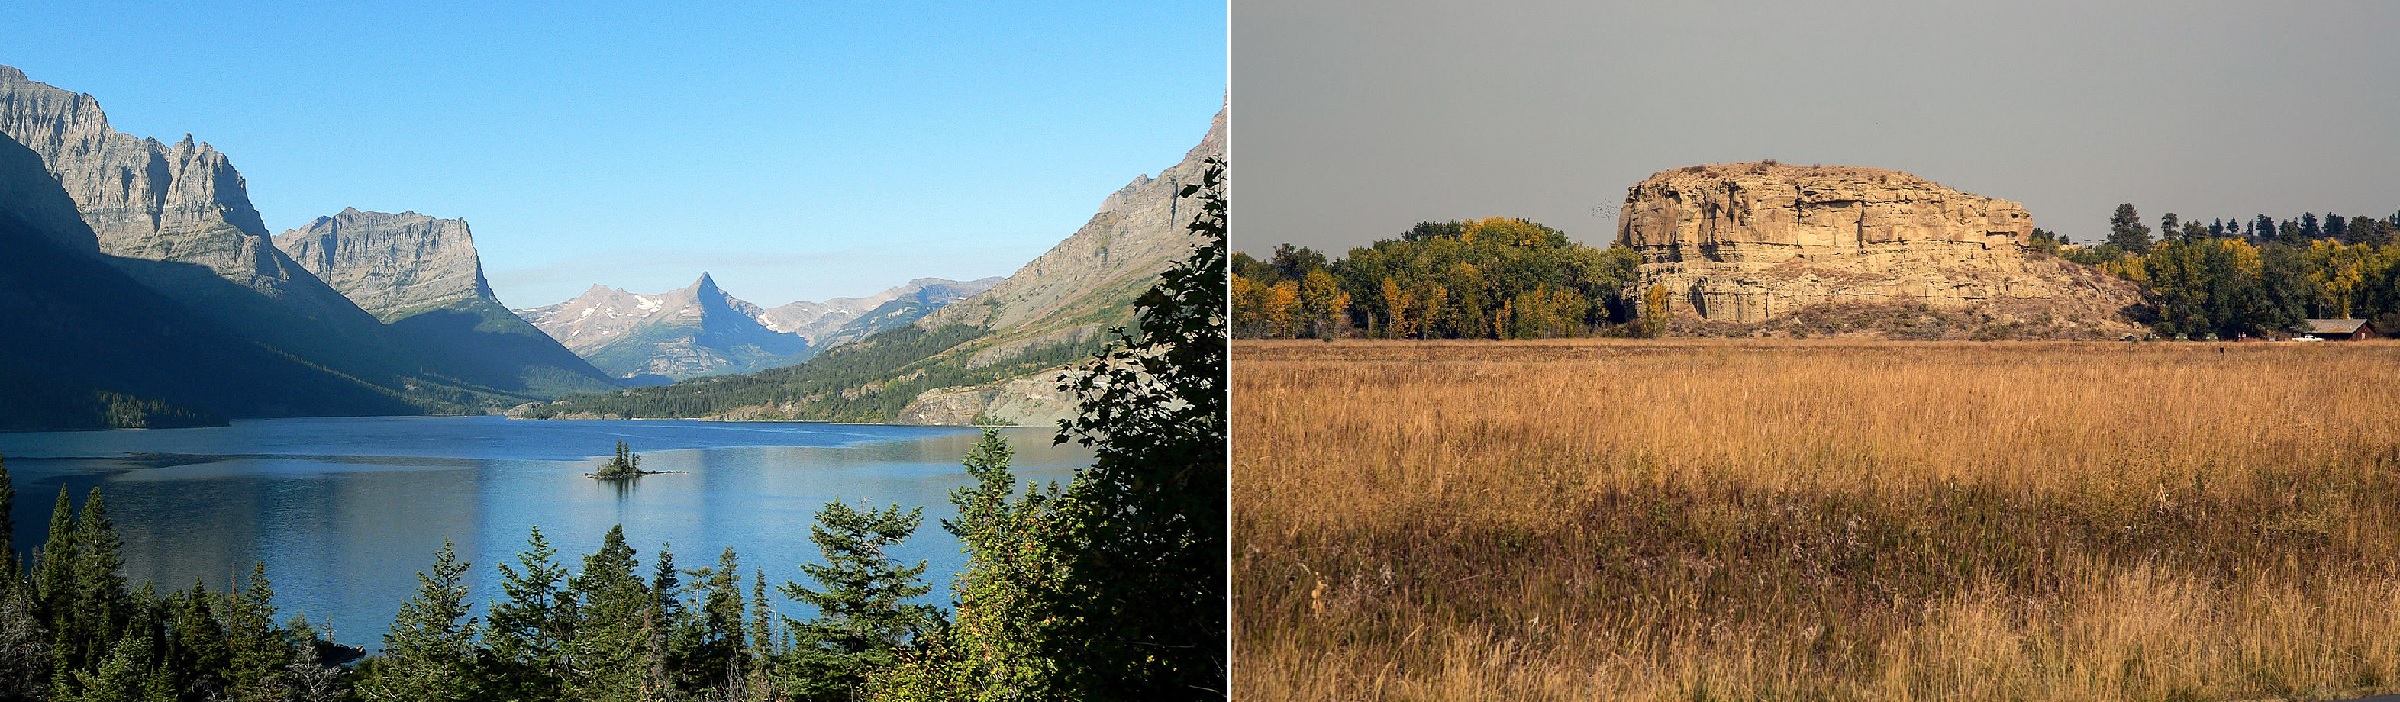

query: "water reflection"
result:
(0, 417), (1089, 649)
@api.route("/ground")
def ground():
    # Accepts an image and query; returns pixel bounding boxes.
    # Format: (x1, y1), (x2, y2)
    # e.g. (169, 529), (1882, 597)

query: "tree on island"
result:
(595, 441), (642, 479)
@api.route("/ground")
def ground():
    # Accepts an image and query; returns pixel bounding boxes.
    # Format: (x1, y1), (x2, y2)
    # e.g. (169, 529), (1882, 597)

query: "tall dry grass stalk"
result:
(1233, 339), (2400, 701)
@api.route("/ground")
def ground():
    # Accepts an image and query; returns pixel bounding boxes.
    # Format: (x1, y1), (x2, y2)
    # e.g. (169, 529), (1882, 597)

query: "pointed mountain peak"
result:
(694, 272), (719, 291)
(338, 206), (363, 216)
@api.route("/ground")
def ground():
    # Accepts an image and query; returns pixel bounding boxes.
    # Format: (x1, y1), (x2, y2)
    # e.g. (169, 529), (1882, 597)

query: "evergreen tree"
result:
(747, 570), (775, 690)
(867, 430), (1065, 702)
(2160, 213), (2181, 243)
(562, 526), (651, 702)
(779, 501), (935, 702)
(63, 634), (172, 702)
(32, 487), (78, 674)
(646, 543), (685, 695)
(2326, 213), (2349, 242)
(1042, 155), (1227, 697)
(487, 527), (573, 701)
(678, 548), (749, 693)
(362, 540), (478, 702)
(221, 563), (289, 702)
(161, 581), (233, 699)
(0, 459), (46, 701)
(2108, 203), (2154, 254)
(37, 488), (132, 682)
(2301, 212), (2322, 241)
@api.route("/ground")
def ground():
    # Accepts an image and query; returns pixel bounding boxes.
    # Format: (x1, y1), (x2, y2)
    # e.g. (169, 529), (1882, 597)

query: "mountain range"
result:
(513, 274), (996, 383)
(514, 105), (1226, 425)
(0, 64), (614, 429)
(0, 62), (1216, 431)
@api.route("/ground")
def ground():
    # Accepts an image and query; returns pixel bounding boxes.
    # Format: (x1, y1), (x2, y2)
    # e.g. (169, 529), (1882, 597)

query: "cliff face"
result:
(893, 105), (1227, 425)
(1618, 162), (2141, 333)
(917, 106), (1224, 334)
(0, 130), (416, 428)
(0, 66), (361, 323)
(274, 208), (492, 321)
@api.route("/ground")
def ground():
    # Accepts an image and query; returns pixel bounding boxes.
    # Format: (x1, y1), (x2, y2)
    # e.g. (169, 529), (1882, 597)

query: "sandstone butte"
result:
(1616, 161), (2144, 336)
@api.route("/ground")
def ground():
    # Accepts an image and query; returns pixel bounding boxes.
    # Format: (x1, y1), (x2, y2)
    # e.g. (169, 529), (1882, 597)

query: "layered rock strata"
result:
(275, 208), (493, 321)
(1617, 162), (2141, 329)
(0, 66), (363, 323)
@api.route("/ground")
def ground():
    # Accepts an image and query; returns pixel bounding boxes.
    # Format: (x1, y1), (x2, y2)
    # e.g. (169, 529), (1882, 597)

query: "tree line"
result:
(1232, 217), (1643, 339)
(0, 156), (1227, 701)
(2052, 205), (2400, 338)
(515, 323), (1103, 422)
(1237, 207), (2400, 341)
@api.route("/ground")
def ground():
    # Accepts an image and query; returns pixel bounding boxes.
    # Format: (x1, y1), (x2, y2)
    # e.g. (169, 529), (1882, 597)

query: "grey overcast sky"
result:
(1232, 1), (2400, 255)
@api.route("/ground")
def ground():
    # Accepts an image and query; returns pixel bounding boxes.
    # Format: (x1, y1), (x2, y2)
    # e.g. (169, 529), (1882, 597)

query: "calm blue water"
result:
(0, 416), (1089, 651)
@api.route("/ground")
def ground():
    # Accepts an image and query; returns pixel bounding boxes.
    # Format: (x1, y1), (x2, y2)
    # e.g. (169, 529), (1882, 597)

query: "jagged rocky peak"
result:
(273, 208), (494, 321)
(0, 64), (349, 313)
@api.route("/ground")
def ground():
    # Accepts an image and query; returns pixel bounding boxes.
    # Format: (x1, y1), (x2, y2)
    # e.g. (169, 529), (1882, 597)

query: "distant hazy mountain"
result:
(515, 106), (1225, 425)
(0, 124), (414, 429)
(517, 274), (807, 382)
(275, 208), (618, 397)
(756, 277), (1002, 348)
(517, 275), (995, 383)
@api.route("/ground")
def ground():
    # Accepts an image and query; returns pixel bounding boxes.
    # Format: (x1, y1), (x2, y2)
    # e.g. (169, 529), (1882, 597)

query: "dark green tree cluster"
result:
(2056, 204), (2400, 338)
(871, 156), (1230, 700)
(593, 441), (642, 480)
(1233, 216), (1643, 339)
(353, 499), (937, 702)
(0, 455), (354, 702)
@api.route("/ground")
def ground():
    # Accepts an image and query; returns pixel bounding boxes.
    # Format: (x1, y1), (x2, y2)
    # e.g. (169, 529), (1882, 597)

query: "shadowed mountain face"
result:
(0, 65), (367, 326)
(0, 133), (415, 430)
(275, 208), (618, 397)
(0, 64), (615, 421)
(515, 105), (1227, 425)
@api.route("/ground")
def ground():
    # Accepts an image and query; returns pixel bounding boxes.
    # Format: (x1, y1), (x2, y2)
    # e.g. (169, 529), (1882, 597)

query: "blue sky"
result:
(2, 2), (1225, 307)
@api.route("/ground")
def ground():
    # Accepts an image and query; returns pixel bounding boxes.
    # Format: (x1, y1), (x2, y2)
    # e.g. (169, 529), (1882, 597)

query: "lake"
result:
(0, 416), (1090, 650)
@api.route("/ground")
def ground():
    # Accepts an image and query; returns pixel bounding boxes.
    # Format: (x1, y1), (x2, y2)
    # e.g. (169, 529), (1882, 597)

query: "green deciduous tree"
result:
(1043, 155), (1227, 698)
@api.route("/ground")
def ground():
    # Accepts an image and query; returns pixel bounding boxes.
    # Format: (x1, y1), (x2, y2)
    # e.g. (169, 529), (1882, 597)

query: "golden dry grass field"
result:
(1233, 339), (2400, 701)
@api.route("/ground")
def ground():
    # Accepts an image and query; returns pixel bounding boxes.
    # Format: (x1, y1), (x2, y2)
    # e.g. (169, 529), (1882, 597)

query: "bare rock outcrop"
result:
(891, 375), (1078, 427)
(0, 66), (358, 321)
(918, 107), (1224, 334)
(1618, 162), (2142, 335)
(275, 208), (494, 321)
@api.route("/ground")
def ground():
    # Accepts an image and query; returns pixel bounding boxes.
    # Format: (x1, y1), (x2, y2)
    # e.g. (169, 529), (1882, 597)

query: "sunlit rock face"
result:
(275, 208), (493, 321)
(1618, 162), (2137, 328)
(0, 65), (360, 321)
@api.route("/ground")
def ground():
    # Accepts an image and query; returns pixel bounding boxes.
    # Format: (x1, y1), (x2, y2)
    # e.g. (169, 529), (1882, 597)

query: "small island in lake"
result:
(588, 440), (675, 479)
